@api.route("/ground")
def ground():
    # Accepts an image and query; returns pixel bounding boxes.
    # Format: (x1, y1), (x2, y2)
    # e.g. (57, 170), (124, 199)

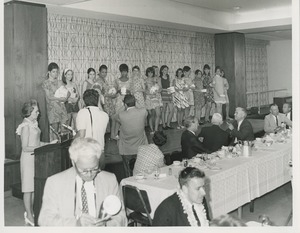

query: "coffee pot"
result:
(238, 141), (252, 157)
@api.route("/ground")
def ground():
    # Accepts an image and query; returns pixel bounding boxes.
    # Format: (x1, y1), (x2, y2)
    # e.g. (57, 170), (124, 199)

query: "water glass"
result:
(154, 167), (160, 179)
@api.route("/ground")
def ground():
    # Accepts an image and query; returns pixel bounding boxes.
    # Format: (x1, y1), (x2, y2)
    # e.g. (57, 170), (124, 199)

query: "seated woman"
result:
(133, 131), (167, 176)
(153, 167), (210, 226)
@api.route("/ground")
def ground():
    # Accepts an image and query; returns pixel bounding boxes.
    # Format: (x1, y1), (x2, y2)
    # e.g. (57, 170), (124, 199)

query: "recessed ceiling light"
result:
(233, 6), (241, 10)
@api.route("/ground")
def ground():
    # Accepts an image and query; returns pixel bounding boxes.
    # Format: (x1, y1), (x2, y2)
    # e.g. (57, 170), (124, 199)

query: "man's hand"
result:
(95, 215), (111, 227)
(274, 126), (282, 133)
(76, 213), (97, 226)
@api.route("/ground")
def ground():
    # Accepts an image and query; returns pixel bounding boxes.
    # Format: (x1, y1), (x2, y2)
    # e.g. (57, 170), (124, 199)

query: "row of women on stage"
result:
(43, 62), (231, 140)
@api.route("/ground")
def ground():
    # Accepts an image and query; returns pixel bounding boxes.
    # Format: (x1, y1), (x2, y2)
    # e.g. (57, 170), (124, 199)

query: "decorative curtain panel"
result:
(245, 38), (269, 108)
(48, 13), (215, 91)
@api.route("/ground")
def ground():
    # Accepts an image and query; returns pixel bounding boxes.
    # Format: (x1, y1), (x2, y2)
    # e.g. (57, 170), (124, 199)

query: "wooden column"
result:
(4, 1), (49, 159)
(215, 33), (246, 117)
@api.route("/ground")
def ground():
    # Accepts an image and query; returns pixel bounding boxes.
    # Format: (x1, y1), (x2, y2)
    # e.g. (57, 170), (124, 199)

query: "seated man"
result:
(38, 138), (127, 226)
(153, 167), (210, 226)
(199, 113), (230, 152)
(282, 102), (292, 121)
(116, 94), (148, 177)
(181, 116), (211, 159)
(264, 104), (292, 134)
(227, 107), (254, 144)
(133, 131), (167, 176)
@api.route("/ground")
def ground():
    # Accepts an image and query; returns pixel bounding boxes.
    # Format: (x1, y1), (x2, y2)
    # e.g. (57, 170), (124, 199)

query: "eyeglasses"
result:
(74, 163), (101, 176)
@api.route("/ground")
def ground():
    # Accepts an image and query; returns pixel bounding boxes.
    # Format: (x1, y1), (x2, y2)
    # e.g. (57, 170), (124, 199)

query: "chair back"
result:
(122, 185), (152, 224)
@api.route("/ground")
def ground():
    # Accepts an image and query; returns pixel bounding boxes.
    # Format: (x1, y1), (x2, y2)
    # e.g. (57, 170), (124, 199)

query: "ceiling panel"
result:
(169, 0), (291, 12)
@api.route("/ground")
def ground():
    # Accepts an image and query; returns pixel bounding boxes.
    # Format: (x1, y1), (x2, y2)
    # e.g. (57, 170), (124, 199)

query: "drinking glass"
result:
(154, 167), (160, 179)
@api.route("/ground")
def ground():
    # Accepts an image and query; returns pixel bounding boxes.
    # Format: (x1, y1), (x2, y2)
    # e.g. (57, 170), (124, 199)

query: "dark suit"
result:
(181, 130), (210, 159)
(199, 125), (230, 152)
(228, 119), (254, 144)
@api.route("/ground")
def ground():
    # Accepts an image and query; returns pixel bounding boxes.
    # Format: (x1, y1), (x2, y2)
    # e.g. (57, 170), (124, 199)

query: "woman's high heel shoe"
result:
(24, 212), (35, 226)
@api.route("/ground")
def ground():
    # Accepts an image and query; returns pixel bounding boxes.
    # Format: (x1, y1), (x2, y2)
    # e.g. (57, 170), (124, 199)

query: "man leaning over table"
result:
(226, 107), (254, 144)
(38, 138), (127, 226)
(152, 167), (210, 226)
(264, 104), (292, 134)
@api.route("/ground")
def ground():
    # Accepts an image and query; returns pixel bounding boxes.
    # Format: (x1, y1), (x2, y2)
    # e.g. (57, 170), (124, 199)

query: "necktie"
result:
(81, 181), (89, 214)
(276, 116), (279, 126)
(192, 205), (201, 226)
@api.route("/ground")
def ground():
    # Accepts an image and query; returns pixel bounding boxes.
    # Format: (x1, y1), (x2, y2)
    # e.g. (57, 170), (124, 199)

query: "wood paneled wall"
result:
(4, 1), (49, 159)
(215, 33), (246, 116)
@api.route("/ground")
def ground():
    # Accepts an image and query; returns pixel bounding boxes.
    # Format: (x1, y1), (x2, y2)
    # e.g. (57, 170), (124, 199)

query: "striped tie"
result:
(81, 181), (89, 214)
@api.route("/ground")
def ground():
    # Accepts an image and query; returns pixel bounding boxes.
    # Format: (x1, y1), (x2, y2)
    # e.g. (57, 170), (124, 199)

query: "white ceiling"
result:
(8, 0), (293, 40)
(169, 0), (291, 13)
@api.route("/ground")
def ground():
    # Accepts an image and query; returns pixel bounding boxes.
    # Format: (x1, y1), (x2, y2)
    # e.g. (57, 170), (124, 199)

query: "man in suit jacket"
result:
(227, 107), (254, 144)
(181, 116), (211, 159)
(38, 138), (127, 226)
(264, 104), (292, 134)
(199, 113), (230, 152)
(115, 94), (148, 177)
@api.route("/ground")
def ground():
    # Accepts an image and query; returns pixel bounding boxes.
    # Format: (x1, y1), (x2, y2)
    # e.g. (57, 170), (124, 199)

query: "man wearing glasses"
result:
(38, 138), (126, 226)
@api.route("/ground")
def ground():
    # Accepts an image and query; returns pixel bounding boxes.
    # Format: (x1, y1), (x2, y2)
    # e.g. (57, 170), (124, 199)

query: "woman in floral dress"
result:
(173, 68), (189, 129)
(131, 66), (145, 109)
(182, 66), (195, 120)
(145, 66), (162, 133)
(42, 62), (69, 140)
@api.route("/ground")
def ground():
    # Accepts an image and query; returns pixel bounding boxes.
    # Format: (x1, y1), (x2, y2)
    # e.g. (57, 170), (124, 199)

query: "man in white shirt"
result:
(264, 104), (292, 134)
(38, 138), (126, 226)
(282, 102), (292, 121)
(76, 89), (109, 152)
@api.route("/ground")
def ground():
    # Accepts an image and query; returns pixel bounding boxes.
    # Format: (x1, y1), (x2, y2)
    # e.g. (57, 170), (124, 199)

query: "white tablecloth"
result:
(120, 139), (292, 219)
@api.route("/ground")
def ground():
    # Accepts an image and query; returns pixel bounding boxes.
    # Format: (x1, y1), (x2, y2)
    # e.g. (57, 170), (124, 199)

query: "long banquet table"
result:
(120, 139), (292, 219)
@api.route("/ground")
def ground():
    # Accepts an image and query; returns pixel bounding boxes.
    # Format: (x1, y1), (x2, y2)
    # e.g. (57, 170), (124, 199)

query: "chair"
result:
(122, 185), (152, 226)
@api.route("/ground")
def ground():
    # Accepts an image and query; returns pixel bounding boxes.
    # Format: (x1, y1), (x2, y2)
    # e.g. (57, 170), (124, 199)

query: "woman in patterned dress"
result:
(145, 67), (162, 133)
(159, 65), (174, 130)
(42, 62), (69, 140)
(202, 64), (214, 123)
(173, 68), (189, 129)
(16, 99), (56, 226)
(62, 68), (80, 129)
(182, 66), (195, 120)
(112, 63), (132, 140)
(193, 70), (206, 124)
(81, 68), (95, 105)
(131, 66), (145, 109)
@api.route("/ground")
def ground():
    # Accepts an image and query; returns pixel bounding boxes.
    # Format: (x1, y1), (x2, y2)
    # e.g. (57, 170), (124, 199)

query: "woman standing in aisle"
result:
(193, 69), (206, 124)
(42, 62), (69, 140)
(16, 100), (56, 226)
(131, 66), (146, 108)
(145, 66), (162, 133)
(159, 65), (174, 130)
(112, 63), (132, 139)
(173, 68), (189, 129)
(202, 64), (214, 123)
(62, 68), (80, 129)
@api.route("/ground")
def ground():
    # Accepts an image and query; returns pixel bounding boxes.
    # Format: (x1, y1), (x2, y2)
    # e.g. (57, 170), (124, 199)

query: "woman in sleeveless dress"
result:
(16, 99), (56, 226)
(193, 70), (205, 124)
(182, 66), (195, 120)
(80, 68), (95, 108)
(159, 65), (174, 130)
(202, 64), (214, 123)
(145, 67), (162, 133)
(62, 68), (80, 130)
(173, 68), (189, 129)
